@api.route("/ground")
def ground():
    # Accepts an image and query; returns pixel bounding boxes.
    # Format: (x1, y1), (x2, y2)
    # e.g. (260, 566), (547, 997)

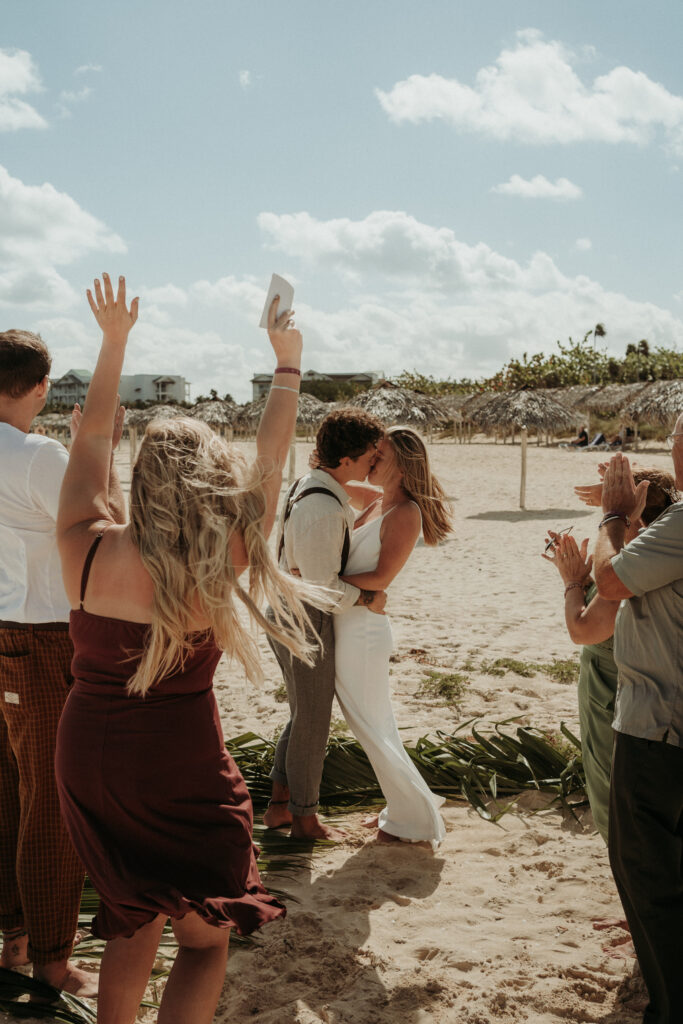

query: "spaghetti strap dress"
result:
(55, 534), (285, 940)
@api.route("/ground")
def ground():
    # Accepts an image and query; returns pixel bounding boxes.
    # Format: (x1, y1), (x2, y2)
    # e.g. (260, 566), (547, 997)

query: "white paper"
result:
(259, 274), (295, 329)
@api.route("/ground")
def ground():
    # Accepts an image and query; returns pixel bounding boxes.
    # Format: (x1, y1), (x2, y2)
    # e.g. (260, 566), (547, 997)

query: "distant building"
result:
(49, 371), (190, 406)
(250, 369), (383, 401)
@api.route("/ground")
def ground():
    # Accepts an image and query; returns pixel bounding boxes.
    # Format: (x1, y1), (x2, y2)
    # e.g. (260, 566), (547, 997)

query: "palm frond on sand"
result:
(0, 723), (585, 1020)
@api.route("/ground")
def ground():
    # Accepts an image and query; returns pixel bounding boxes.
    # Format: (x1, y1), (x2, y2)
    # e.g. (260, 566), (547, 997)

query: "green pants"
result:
(578, 643), (619, 845)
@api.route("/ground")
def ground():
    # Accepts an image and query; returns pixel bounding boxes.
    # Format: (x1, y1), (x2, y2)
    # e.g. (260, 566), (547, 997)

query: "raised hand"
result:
(267, 295), (302, 367)
(87, 273), (138, 344)
(574, 483), (602, 507)
(601, 453), (649, 520)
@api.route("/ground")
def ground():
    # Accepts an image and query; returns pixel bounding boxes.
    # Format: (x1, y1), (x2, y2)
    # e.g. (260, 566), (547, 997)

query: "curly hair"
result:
(127, 417), (321, 696)
(0, 330), (51, 398)
(310, 408), (384, 469)
(633, 467), (680, 526)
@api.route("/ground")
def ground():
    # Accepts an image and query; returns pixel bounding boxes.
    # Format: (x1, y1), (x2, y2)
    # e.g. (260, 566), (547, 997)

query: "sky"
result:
(1, 0), (683, 402)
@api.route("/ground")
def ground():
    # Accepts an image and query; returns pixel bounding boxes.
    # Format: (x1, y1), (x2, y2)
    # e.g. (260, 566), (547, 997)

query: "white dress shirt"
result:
(0, 423), (71, 623)
(278, 469), (360, 613)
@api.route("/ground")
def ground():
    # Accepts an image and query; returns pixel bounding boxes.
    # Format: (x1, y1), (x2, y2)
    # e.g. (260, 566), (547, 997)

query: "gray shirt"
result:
(611, 502), (683, 745)
(277, 469), (360, 614)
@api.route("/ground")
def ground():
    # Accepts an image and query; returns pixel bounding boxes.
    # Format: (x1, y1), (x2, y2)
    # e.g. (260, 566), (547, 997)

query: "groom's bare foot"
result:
(593, 918), (629, 932)
(1, 928), (29, 967)
(361, 814), (379, 829)
(290, 814), (347, 842)
(33, 960), (99, 997)
(263, 800), (293, 829)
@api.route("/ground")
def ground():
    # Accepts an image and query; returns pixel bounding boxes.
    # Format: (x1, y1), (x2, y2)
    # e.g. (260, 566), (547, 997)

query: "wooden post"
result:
(287, 440), (296, 486)
(520, 425), (528, 510)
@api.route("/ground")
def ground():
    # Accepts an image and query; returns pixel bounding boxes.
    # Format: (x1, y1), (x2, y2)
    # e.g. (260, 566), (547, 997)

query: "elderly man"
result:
(594, 419), (683, 1024)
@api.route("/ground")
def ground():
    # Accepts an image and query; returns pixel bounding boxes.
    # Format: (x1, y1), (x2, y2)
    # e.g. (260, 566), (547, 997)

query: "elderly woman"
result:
(544, 467), (679, 844)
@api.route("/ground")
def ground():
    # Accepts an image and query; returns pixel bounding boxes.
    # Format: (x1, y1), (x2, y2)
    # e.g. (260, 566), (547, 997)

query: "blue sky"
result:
(2, 1), (682, 400)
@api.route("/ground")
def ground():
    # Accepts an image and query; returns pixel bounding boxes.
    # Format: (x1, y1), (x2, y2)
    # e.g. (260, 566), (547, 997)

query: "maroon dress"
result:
(55, 535), (285, 940)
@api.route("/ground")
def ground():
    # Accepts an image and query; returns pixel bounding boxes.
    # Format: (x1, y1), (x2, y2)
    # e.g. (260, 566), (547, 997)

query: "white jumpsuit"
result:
(334, 508), (446, 849)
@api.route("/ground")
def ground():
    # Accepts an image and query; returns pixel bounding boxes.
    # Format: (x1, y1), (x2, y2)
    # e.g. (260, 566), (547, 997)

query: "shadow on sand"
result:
(467, 507), (593, 523)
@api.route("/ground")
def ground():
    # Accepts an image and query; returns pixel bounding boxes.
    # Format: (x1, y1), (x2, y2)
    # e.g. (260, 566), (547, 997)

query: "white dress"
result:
(334, 507), (446, 849)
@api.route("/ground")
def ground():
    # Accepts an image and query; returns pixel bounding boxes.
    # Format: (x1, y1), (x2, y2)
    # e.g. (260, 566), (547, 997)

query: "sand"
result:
(6, 436), (672, 1023)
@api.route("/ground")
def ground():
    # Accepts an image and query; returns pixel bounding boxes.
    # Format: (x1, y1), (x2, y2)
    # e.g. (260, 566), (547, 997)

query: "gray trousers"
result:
(267, 604), (335, 816)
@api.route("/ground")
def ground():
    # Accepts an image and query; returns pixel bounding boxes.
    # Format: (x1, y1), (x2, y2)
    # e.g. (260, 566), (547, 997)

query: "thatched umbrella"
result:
(189, 399), (238, 437)
(125, 405), (186, 473)
(33, 412), (71, 443)
(233, 392), (329, 437)
(469, 389), (579, 508)
(583, 382), (651, 417)
(623, 380), (683, 430)
(344, 382), (448, 433)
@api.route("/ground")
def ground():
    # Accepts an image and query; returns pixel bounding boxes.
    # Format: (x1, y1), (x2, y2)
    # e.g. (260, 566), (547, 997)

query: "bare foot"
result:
(593, 917), (629, 932)
(263, 801), (293, 829)
(33, 961), (99, 998)
(603, 935), (637, 959)
(361, 814), (379, 829)
(290, 814), (347, 842)
(376, 828), (400, 844)
(1, 928), (29, 968)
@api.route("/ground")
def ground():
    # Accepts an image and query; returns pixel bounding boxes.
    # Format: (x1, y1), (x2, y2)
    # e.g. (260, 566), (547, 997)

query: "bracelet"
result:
(564, 582), (585, 596)
(270, 384), (300, 395)
(599, 512), (630, 529)
(274, 367), (301, 376)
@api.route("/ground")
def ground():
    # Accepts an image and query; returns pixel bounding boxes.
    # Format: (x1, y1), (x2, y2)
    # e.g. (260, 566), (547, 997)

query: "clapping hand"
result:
(542, 531), (593, 586)
(601, 453), (649, 521)
(87, 273), (138, 344)
(71, 398), (126, 449)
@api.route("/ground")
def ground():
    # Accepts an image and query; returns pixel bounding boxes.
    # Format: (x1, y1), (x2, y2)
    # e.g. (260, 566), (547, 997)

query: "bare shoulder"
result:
(381, 501), (421, 538)
(60, 520), (154, 616)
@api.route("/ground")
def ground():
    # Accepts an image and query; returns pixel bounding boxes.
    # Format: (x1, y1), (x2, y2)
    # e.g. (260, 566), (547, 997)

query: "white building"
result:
(250, 369), (383, 401)
(49, 370), (190, 406)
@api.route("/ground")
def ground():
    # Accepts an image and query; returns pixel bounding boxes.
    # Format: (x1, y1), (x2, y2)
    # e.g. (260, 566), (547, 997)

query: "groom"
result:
(265, 408), (385, 840)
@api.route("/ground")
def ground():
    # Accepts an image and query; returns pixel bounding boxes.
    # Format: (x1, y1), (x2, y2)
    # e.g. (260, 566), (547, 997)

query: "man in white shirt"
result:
(0, 329), (122, 996)
(264, 409), (386, 841)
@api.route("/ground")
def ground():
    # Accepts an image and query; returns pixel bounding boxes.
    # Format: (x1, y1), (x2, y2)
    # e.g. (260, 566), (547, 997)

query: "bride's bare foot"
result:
(263, 800), (293, 829)
(33, 960), (99, 997)
(290, 814), (347, 842)
(376, 828), (400, 844)
(361, 814), (379, 829)
(603, 935), (637, 959)
(1, 928), (29, 968)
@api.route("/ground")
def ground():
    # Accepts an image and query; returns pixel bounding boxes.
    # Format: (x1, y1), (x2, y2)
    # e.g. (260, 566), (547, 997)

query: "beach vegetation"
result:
(418, 670), (469, 705)
(481, 657), (536, 678)
(540, 658), (580, 685)
(273, 683), (288, 703)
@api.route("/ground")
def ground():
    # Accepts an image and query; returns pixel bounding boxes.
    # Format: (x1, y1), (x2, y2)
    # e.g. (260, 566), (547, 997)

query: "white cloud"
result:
(75, 64), (102, 76)
(575, 237), (592, 251)
(377, 29), (683, 153)
(0, 165), (125, 309)
(56, 86), (92, 119)
(239, 70), (252, 90)
(0, 48), (46, 131)
(492, 174), (582, 200)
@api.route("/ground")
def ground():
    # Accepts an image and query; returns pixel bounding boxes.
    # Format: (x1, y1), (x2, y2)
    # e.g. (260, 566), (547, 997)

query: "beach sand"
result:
(6, 437), (671, 1023)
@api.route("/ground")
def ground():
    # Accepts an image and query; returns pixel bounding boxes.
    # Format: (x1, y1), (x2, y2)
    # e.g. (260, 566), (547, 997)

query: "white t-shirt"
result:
(0, 423), (71, 623)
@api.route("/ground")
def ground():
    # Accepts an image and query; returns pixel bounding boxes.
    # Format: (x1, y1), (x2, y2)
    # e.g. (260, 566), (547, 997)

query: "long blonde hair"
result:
(385, 426), (453, 545)
(128, 417), (318, 696)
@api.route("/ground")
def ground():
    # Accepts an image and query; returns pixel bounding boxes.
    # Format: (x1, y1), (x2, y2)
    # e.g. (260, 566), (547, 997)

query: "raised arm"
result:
(253, 297), (303, 539)
(594, 454), (648, 600)
(57, 273), (138, 552)
(542, 532), (620, 645)
(342, 503), (421, 591)
(70, 400), (127, 524)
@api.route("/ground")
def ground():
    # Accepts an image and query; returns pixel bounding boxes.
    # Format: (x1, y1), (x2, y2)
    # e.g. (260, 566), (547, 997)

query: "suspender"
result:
(278, 480), (351, 574)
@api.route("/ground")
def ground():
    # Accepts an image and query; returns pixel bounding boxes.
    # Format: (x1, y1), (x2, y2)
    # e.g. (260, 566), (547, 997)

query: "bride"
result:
(336, 426), (453, 847)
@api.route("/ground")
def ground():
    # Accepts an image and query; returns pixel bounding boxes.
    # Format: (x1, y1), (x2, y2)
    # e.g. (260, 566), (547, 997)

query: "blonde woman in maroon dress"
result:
(56, 274), (316, 1024)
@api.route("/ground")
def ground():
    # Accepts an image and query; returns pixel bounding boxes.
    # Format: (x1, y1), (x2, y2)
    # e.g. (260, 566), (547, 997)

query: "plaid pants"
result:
(0, 626), (84, 965)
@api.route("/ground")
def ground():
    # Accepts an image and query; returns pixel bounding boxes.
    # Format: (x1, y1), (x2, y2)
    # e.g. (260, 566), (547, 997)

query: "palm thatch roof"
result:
(35, 412), (72, 429)
(623, 379), (683, 426)
(125, 404), (186, 427)
(437, 392), (474, 420)
(470, 389), (578, 432)
(189, 399), (238, 426)
(344, 382), (448, 427)
(582, 382), (651, 416)
(549, 385), (603, 411)
(459, 391), (498, 423)
(234, 392), (329, 431)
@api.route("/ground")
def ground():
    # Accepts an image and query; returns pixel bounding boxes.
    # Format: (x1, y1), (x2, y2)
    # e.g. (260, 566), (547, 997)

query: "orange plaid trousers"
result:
(0, 626), (84, 965)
